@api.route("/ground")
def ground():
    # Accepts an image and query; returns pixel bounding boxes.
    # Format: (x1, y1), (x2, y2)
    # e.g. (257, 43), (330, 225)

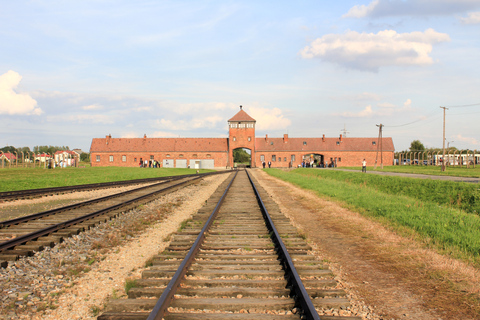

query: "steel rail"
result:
(0, 171), (229, 201)
(0, 171), (228, 228)
(147, 170), (238, 320)
(0, 175), (204, 253)
(245, 169), (321, 320)
(0, 179), (177, 229)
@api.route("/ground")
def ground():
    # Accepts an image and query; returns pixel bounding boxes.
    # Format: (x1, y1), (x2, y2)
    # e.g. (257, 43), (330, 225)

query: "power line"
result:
(384, 110), (440, 128)
(444, 103), (480, 108)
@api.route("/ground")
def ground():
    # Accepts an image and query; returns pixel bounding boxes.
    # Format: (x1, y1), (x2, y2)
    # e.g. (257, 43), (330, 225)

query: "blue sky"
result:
(1, 0), (479, 152)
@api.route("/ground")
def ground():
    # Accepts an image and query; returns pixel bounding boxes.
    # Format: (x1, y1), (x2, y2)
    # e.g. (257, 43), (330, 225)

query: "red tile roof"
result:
(228, 106), (256, 122)
(1, 152), (17, 160)
(90, 137), (228, 153)
(255, 136), (394, 152)
(54, 150), (78, 155)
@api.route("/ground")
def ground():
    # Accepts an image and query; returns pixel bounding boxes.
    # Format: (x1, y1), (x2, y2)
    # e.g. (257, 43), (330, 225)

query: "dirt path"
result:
(251, 169), (480, 320)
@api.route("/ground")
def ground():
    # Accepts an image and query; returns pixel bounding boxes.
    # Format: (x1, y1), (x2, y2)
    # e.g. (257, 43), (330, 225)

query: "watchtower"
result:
(228, 106), (256, 168)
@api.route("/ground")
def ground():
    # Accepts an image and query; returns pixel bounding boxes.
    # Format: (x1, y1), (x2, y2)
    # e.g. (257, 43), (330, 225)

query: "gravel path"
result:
(0, 174), (229, 319)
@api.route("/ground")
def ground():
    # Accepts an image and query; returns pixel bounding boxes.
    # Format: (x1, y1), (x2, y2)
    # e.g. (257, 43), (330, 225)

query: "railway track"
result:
(0, 172), (221, 202)
(99, 170), (361, 320)
(0, 172), (228, 268)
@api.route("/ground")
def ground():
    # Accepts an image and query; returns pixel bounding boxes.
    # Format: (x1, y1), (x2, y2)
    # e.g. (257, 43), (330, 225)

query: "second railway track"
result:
(0, 172), (228, 267)
(99, 169), (362, 320)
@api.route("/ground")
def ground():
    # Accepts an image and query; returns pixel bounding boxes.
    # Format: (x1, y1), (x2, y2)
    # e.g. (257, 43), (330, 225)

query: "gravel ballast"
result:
(0, 174), (230, 319)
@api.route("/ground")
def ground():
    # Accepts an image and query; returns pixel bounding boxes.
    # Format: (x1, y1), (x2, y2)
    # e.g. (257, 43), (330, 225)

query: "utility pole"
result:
(341, 124), (349, 137)
(374, 124), (383, 169)
(440, 106), (448, 172)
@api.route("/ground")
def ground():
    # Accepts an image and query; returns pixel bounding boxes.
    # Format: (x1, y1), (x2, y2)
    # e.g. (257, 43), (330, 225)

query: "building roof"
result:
(0, 152), (17, 160)
(255, 136), (395, 152)
(228, 106), (256, 122)
(55, 150), (79, 156)
(90, 137), (228, 153)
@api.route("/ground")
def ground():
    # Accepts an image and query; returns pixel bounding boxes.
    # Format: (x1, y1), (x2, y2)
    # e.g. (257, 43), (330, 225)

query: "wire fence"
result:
(0, 151), (80, 169)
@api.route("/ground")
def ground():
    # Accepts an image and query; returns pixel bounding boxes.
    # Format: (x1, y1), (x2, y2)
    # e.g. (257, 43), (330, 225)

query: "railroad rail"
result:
(0, 171), (228, 268)
(99, 169), (362, 320)
(0, 172), (223, 202)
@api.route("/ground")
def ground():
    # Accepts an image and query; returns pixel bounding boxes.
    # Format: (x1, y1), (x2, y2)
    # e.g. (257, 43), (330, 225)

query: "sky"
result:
(1, 0), (479, 153)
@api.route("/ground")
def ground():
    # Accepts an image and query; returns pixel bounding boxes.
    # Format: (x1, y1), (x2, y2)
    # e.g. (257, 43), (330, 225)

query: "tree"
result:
(409, 140), (425, 151)
(80, 153), (90, 162)
(233, 148), (250, 163)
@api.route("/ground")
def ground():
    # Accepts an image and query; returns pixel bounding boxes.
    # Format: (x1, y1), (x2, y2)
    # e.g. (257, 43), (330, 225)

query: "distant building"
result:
(90, 106), (394, 168)
(0, 152), (17, 162)
(54, 150), (79, 167)
(72, 148), (85, 155)
(35, 153), (52, 163)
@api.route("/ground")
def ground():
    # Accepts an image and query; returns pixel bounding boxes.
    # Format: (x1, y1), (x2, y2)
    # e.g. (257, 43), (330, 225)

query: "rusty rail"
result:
(0, 175), (205, 254)
(146, 170), (238, 320)
(246, 169), (321, 320)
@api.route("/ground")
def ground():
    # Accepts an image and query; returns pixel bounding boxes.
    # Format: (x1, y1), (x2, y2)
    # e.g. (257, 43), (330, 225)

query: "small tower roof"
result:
(228, 105), (256, 122)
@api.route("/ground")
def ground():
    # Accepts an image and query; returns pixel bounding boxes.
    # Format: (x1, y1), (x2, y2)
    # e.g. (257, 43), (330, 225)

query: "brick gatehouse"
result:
(90, 106), (394, 168)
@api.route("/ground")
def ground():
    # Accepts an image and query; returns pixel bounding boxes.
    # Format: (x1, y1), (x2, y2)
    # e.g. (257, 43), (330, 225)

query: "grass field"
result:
(264, 168), (480, 266)
(342, 164), (480, 178)
(0, 167), (215, 192)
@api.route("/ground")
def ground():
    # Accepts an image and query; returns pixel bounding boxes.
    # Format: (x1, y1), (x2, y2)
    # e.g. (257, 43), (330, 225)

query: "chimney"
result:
(106, 134), (111, 145)
(339, 134), (343, 141)
(265, 134), (268, 141)
(322, 134), (325, 142)
(144, 134), (147, 139)
(283, 134), (288, 143)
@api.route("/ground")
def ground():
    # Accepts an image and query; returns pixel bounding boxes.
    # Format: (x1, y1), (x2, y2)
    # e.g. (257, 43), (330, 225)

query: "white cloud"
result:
(334, 99), (412, 118)
(300, 29), (450, 72)
(172, 102), (235, 115)
(343, 0), (379, 18)
(156, 115), (223, 131)
(82, 104), (103, 110)
(454, 134), (479, 145)
(332, 92), (382, 102)
(133, 106), (152, 112)
(343, 0), (480, 18)
(121, 132), (140, 138)
(46, 114), (114, 124)
(151, 131), (180, 138)
(246, 106), (291, 131)
(460, 11), (480, 24)
(338, 105), (374, 118)
(0, 70), (42, 115)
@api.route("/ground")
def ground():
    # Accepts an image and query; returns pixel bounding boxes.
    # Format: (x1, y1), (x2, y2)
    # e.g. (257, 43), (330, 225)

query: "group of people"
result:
(139, 159), (161, 168)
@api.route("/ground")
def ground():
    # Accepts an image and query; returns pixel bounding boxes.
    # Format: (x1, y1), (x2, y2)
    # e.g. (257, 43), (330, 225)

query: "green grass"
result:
(341, 164), (480, 178)
(296, 169), (480, 214)
(264, 168), (480, 265)
(0, 167), (214, 192)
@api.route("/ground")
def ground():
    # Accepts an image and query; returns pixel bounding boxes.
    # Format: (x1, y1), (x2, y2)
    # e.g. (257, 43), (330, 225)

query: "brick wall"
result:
(90, 151), (228, 168)
(255, 151), (394, 168)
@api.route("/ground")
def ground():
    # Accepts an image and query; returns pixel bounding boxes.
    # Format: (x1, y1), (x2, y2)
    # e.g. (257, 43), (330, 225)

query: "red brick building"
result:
(90, 106), (394, 168)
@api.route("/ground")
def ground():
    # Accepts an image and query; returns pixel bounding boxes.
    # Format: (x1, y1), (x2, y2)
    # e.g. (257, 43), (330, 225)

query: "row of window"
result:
(260, 155), (296, 162)
(96, 154), (212, 162)
(232, 136), (252, 142)
(259, 154), (342, 163)
(229, 122), (255, 128)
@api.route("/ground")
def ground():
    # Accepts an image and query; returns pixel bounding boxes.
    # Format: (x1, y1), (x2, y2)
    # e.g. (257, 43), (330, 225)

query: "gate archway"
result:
(233, 147), (252, 168)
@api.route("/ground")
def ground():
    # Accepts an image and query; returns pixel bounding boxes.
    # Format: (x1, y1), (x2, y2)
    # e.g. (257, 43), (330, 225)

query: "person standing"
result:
(362, 159), (367, 173)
